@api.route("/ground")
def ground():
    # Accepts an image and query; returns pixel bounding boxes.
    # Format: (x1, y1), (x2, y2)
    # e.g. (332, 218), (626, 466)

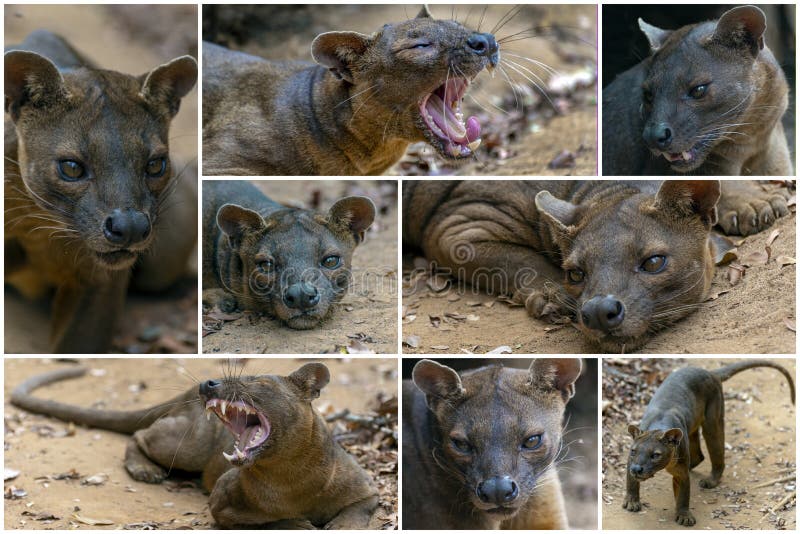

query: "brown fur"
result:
(402, 359), (581, 529)
(624, 360), (795, 526)
(403, 180), (791, 352)
(202, 180), (375, 329)
(4, 30), (197, 353)
(603, 6), (792, 175)
(10, 363), (378, 529)
(202, 6), (495, 175)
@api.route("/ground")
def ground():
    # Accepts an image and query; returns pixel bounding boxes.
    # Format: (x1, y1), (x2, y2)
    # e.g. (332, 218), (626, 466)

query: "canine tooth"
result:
(468, 139), (482, 151)
(682, 151), (692, 161)
(222, 451), (235, 461)
(207, 411), (211, 421)
(220, 401), (227, 415)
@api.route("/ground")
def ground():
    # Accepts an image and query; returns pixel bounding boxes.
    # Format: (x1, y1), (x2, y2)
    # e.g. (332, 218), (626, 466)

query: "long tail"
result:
(711, 360), (795, 405)
(11, 366), (192, 434)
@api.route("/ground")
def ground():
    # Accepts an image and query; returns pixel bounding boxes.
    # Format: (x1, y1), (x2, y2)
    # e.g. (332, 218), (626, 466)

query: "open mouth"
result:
(94, 249), (137, 269)
(419, 77), (482, 158)
(205, 398), (271, 465)
(656, 144), (706, 171)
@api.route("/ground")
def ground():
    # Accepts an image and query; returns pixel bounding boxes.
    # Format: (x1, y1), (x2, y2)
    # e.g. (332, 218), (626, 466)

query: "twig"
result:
(753, 475), (796, 489)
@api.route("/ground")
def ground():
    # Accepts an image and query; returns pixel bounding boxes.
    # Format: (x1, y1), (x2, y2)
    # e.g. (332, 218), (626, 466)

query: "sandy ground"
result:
(3, 358), (398, 530)
(203, 4), (597, 176)
(4, 5), (199, 354)
(402, 192), (796, 355)
(201, 181), (398, 354)
(602, 358), (796, 530)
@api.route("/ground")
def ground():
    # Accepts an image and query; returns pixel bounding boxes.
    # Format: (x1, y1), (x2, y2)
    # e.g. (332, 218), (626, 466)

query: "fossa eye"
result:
(688, 84), (708, 99)
(258, 259), (275, 273)
(321, 255), (341, 269)
(640, 255), (667, 273)
(522, 434), (543, 450)
(450, 437), (472, 453)
(57, 159), (86, 181)
(567, 269), (585, 284)
(146, 157), (168, 178)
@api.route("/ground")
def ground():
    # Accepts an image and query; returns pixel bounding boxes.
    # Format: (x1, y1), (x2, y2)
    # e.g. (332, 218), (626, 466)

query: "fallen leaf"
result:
(429, 315), (441, 328)
(706, 289), (731, 301)
(4, 468), (20, 481)
(346, 339), (376, 354)
(402, 335), (421, 348)
(487, 345), (512, 354)
(728, 262), (746, 286)
(466, 314), (480, 321)
(4, 486), (27, 499)
(741, 250), (769, 266)
(776, 255), (796, 267)
(72, 513), (114, 526)
(429, 345), (450, 350)
(81, 473), (108, 486)
(766, 229), (780, 246)
(784, 318), (796, 332)
(426, 274), (450, 292)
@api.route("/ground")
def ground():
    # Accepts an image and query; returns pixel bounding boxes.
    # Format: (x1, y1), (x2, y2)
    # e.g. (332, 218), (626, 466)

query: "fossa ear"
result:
(289, 363), (331, 400)
(628, 424), (642, 439)
(417, 5), (433, 19)
(660, 428), (683, 446)
(413, 359), (465, 408)
(216, 203), (265, 250)
(638, 18), (672, 52)
(5, 50), (67, 121)
(529, 358), (582, 402)
(311, 31), (372, 84)
(328, 196), (375, 244)
(653, 180), (721, 228)
(141, 55), (197, 117)
(711, 5), (766, 57)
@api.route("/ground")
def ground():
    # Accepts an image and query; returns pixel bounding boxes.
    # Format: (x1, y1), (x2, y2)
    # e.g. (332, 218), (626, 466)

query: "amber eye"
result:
(567, 269), (585, 284)
(57, 160), (86, 181)
(450, 437), (472, 453)
(145, 157), (167, 178)
(688, 84), (708, 99)
(522, 434), (543, 450)
(640, 255), (667, 273)
(321, 255), (341, 269)
(258, 259), (274, 273)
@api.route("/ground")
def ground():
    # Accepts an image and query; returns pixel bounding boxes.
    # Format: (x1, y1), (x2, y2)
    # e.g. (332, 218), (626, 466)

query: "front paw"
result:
(125, 462), (167, 484)
(675, 510), (696, 526)
(522, 284), (570, 322)
(202, 288), (239, 314)
(717, 184), (791, 236)
(622, 495), (641, 512)
(699, 476), (720, 489)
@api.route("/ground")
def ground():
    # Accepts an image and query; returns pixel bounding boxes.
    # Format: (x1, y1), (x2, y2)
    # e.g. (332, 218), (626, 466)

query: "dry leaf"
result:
(346, 339), (375, 354)
(82, 473), (108, 486)
(776, 256), (796, 267)
(741, 250), (769, 266)
(4, 468), (20, 481)
(766, 229), (780, 246)
(402, 335), (421, 348)
(429, 315), (441, 328)
(784, 318), (796, 332)
(728, 262), (746, 286)
(426, 274), (450, 292)
(429, 345), (450, 350)
(72, 514), (114, 526)
(487, 345), (512, 354)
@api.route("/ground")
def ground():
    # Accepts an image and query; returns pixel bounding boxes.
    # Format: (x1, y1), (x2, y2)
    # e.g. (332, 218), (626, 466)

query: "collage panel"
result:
(602, 357), (796, 529)
(602, 4), (796, 176)
(402, 180), (795, 354)
(201, 180), (397, 354)
(4, 4), (199, 354)
(4, 357), (398, 529)
(401, 357), (598, 529)
(201, 4), (597, 177)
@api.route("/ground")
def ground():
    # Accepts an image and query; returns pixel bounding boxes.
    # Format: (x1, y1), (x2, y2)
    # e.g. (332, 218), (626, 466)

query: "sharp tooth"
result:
(206, 411), (211, 421)
(220, 401), (227, 416)
(468, 139), (482, 151)
(682, 151), (692, 161)
(222, 451), (235, 461)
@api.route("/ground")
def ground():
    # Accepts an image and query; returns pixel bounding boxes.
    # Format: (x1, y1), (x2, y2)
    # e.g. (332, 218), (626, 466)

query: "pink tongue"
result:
(466, 116), (480, 142)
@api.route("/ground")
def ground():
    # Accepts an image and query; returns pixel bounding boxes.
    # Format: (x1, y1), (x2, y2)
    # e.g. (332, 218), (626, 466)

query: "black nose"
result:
(199, 379), (222, 397)
(283, 282), (321, 310)
(643, 122), (672, 150)
(476, 476), (519, 505)
(581, 295), (625, 332)
(103, 208), (151, 246)
(631, 464), (644, 475)
(467, 32), (499, 63)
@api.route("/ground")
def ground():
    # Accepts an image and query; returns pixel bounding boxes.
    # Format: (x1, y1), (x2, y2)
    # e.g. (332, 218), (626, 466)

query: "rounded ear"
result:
(638, 18), (672, 52)
(289, 363), (330, 400)
(529, 358), (582, 401)
(654, 180), (720, 228)
(711, 5), (766, 57)
(328, 196), (376, 244)
(412, 359), (464, 403)
(535, 190), (580, 230)
(628, 424), (642, 439)
(661, 428), (683, 446)
(140, 55), (197, 116)
(216, 204), (265, 250)
(311, 31), (372, 84)
(5, 50), (67, 121)
(417, 5), (433, 19)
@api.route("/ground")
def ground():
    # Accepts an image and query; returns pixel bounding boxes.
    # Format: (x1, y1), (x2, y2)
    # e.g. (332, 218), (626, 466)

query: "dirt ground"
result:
(202, 181), (398, 354)
(402, 192), (796, 355)
(4, 5), (199, 354)
(601, 358), (796, 530)
(204, 4), (597, 176)
(3, 358), (398, 530)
